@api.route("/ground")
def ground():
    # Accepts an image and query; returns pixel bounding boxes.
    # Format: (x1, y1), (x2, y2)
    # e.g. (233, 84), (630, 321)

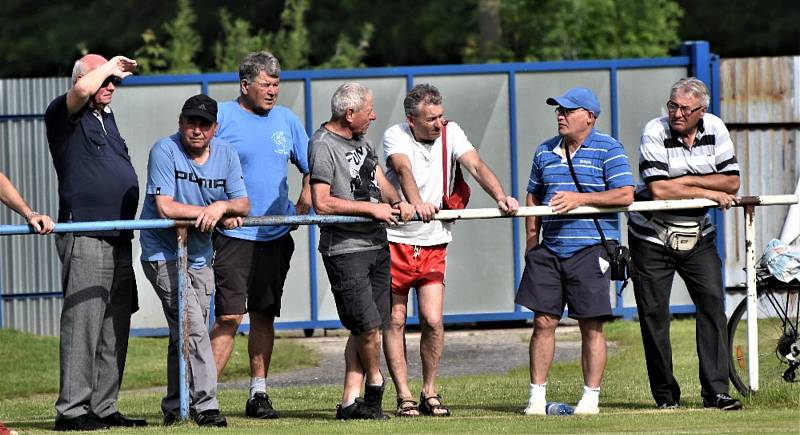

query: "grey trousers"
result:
(142, 260), (219, 416)
(55, 234), (135, 421)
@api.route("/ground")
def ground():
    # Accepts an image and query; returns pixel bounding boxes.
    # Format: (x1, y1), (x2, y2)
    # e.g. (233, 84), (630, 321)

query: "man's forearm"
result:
(0, 174), (35, 218)
(581, 186), (634, 207)
(296, 174), (312, 212)
(314, 194), (381, 216)
(224, 197), (250, 216)
(397, 169), (423, 205)
(674, 174), (740, 194)
(473, 163), (507, 201)
(650, 179), (733, 201)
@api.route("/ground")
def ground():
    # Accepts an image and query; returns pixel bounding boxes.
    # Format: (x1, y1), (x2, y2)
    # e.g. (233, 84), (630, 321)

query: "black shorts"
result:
(213, 232), (295, 316)
(515, 244), (612, 319)
(322, 247), (391, 334)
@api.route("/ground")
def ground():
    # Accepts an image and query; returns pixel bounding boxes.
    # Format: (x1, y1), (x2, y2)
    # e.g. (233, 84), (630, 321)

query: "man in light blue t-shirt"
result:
(209, 51), (311, 419)
(140, 94), (249, 427)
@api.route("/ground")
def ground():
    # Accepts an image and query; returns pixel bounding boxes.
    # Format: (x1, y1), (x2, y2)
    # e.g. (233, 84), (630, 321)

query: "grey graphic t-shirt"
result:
(308, 125), (387, 256)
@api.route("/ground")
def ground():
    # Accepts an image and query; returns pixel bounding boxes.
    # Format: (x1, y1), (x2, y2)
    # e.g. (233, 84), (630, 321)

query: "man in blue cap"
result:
(515, 87), (634, 415)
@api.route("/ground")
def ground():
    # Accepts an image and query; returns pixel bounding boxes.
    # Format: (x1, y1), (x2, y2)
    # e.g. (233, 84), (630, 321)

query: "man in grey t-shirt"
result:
(309, 82), (414, 420)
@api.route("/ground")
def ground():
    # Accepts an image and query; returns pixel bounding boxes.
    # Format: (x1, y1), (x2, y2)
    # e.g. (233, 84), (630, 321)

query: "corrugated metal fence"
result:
(0, 78), (67, 335)
(721, 57), (800, 286)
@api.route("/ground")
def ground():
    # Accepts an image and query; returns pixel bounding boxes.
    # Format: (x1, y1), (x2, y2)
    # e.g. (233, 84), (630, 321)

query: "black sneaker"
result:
(702, 393), (742, 411)
(163, 412), (180, 426)
(657, 401), (679, 410)
(363, 381), (389, 420)
(246, 392), (280, 419)
(336, 398), (382, 420)
(194, 409), (228, 427)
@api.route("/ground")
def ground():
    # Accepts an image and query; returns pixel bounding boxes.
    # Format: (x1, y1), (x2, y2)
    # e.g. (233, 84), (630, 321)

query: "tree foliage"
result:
(161, 0), (202, 73)
(138, 0), (371, 74)
(213, 9), (269, 73)
(1, 0), (796, 78)
(134, 0), (200, 74)
(262, 0), (311, 70)
(464, 0), (683, 63)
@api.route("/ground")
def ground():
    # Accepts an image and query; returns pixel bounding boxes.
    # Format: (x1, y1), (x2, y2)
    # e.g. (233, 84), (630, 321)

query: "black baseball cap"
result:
(181, 94), (217, 122)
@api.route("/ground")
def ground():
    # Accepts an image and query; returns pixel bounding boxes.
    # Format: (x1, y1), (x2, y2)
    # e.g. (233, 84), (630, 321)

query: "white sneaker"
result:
(523, 398), (546, 415)
(573, 399), (599, 415)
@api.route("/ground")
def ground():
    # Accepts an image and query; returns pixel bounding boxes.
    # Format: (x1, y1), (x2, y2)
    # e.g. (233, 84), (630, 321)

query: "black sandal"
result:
(419, 393), (451, 417)
(395, 398), (420, 417)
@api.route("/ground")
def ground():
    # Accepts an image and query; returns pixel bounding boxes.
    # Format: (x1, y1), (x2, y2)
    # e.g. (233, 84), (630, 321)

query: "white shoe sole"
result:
(573, 405), (599, 415)
(523, 401), (546, 416)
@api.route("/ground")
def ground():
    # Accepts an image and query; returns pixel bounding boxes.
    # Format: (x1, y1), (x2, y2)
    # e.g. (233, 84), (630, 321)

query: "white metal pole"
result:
(743, 205), (759, 392)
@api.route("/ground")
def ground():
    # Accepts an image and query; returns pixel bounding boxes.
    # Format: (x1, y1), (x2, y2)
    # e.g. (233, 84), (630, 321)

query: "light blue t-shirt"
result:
(140, 133), (247, 268)
(215, 101), (309, 241)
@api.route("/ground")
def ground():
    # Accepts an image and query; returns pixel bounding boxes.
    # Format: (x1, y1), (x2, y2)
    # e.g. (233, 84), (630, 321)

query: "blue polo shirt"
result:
(44, 94), (139, 238)
(215, 102), (309, 242)
(527, 129), (634, 258)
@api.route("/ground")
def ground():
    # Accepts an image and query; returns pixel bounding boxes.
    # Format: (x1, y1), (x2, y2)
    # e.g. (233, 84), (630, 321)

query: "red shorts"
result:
(389, 242), (448, 295)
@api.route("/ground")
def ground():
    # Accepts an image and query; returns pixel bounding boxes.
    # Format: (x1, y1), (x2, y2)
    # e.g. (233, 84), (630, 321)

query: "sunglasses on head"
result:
(101, 76), (122, 87)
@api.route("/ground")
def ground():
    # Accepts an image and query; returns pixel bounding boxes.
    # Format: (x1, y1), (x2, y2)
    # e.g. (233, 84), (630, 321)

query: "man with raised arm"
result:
(628, 77), (742, 411)
(309, 82), (414, 420)
(382, 83), (518, 417)
(45, 54), (144, 431)
(140, 94), (250, 427)
(515, 87), (634, 415)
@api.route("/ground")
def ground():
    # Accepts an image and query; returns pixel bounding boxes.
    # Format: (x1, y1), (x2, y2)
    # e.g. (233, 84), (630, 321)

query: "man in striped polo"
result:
(516, 87), (634, 415)
(628, 77), (742, 411)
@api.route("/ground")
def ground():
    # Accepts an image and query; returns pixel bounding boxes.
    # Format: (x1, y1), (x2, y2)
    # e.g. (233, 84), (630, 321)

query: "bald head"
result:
(71, 54), (108, 83)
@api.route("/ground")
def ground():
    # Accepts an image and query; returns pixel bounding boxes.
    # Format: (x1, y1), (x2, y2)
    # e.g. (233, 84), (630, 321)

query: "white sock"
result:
(249, 377), (266, 399)
(528, 383), (547, 403)
(342, 397), (356, 408)
(580, 385), (600, 406)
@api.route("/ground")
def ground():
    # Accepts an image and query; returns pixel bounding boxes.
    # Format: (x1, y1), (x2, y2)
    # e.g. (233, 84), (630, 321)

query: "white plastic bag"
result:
(761, 238), (800, 283)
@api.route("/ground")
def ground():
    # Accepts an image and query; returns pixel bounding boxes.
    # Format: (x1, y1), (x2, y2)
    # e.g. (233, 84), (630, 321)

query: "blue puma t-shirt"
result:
(140, 134), (246, 268)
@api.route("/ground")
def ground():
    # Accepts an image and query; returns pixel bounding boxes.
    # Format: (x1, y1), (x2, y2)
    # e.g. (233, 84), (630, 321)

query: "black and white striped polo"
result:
(628, 113), (740, 245)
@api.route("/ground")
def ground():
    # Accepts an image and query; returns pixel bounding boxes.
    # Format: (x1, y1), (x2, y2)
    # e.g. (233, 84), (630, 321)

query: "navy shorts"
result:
(515, 244), (613, 319)
(322, 247), (391, 334)
(213, 232), (294, 316)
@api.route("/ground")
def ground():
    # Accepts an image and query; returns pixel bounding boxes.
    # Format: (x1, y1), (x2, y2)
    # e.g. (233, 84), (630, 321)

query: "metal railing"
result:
(1, 194), (797, 418)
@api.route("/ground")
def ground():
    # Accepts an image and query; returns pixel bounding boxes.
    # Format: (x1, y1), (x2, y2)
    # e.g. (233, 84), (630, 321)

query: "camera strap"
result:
(563, 142), (629, 293)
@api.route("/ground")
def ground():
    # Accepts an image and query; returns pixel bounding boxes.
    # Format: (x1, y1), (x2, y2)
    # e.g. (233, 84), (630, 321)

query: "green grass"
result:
(0, 329), (318, 398)
(1, 320), (798, 433)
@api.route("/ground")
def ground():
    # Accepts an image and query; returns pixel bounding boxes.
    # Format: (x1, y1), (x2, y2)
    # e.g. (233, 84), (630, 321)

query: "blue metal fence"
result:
(0, 41), (718, 331)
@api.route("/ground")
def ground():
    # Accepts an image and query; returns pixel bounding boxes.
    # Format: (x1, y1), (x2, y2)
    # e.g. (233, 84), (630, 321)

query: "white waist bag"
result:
(652, 219), (702, 251)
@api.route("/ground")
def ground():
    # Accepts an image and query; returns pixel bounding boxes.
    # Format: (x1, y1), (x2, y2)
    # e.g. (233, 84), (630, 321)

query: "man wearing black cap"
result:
(515, 87), (634, 415)
(139, 94), (250, 427)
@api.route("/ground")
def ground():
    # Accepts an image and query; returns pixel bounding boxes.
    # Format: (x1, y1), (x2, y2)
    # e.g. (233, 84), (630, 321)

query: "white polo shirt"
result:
(383, 121), (474, 246)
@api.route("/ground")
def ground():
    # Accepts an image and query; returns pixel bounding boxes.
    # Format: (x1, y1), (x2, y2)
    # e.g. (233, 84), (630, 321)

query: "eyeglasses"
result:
(101, 76), (122, 87)
(554, 107), (583, 117)
(666, 100), (704, 117)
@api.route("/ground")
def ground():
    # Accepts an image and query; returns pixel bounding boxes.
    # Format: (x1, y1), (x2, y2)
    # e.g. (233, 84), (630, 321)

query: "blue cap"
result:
(546, 87), (601, 117)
